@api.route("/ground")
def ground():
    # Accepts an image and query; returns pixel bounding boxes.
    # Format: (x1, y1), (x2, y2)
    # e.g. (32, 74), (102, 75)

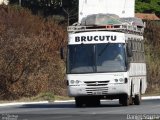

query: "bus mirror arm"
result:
(60, 47), (64, 59)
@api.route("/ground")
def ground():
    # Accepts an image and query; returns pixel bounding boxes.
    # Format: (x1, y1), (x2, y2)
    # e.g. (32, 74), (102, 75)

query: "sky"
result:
(0, 0), (9, 5)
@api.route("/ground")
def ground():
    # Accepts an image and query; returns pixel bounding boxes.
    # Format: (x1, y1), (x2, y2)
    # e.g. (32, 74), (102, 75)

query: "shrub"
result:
(0, 5), (67, 100)
(144, 20), (160, 94)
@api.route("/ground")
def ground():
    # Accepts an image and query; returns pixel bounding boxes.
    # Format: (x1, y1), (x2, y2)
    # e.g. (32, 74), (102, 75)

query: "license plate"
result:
(93, 91), (102, 95)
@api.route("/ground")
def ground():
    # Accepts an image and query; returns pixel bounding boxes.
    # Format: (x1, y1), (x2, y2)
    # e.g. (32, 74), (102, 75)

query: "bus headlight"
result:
(75, 80), (80, 84)
(70, 80), (75, 84)
(114, 78), (125, 83)
(114, 79), (118, 82)
(119, 78), (124, 83)
(69, 80), (81, 86)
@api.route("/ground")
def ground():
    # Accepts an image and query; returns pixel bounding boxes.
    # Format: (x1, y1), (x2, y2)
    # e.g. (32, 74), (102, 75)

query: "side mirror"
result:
(60, 47), (64, 59)
(127, 45), (133, 57)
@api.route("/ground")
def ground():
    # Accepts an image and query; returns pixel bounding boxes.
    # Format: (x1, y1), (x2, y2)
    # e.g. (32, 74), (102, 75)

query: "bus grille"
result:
(84, 81), (109, 86)
(86, 87), (108, 95)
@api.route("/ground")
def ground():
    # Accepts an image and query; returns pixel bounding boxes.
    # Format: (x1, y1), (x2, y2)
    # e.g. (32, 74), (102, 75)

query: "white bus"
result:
(63, 23), (147, 107)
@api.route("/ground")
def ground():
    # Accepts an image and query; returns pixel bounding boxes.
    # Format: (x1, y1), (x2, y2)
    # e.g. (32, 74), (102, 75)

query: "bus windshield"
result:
(67, 43), (126, 74)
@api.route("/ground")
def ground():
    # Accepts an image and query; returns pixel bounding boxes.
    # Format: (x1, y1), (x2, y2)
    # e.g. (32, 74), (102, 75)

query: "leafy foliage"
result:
(0, 5), (67, 100)
(135, 0), (160, 16)
(9, 0), (78, 24)
(144, 21), (160, 93)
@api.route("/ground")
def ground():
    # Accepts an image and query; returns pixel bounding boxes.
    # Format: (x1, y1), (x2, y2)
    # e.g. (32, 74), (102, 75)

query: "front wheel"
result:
(119, 94), (130, 106)
(75, 97), (83, 107)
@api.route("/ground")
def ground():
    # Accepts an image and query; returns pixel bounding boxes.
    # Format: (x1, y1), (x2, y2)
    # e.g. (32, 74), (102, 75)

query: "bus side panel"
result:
(129, 63), (147, 95)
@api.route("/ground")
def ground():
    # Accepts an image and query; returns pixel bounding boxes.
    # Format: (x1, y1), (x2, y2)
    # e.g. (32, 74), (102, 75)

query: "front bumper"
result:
(68, 83), (128, 97)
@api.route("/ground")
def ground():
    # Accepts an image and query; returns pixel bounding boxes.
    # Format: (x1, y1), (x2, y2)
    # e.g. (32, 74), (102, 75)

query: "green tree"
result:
(62, 0), (78, 25)
(135, 0), (160, 16)
(9, 0), (78, 23)
(9, 0), (62, 15)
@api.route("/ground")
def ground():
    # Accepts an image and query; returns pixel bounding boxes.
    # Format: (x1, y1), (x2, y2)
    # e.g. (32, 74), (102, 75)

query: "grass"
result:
(19, 93), (72, 102)
(0, 92), (73, 104)
(54, 95), (73, 101)
(143, 91), (160, 97)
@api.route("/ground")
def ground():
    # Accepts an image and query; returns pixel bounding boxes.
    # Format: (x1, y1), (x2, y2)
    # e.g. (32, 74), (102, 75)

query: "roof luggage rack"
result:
(67, 23), (144, 35)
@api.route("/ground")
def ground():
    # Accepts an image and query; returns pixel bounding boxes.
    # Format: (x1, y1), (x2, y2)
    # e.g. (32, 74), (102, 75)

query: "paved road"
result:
(0, 99), (160, 120)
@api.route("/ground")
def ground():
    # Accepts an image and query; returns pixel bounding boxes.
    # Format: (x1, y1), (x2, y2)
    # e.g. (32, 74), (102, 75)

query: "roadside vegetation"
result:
(144, 20), (160, 95)
(0, 5), (159, 101)
(0, 5), (67, 100)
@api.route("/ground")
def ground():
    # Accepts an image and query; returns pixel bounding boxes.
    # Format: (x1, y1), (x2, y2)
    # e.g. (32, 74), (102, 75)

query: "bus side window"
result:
(127, 39), (133, 58)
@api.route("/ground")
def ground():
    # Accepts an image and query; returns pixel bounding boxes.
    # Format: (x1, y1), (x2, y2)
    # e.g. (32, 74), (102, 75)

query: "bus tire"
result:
(75, 97), (83, 107)
(134, 94), (141, 105)
(119, 98), (122, 105)
(129, 83), (134, 105)
(134, 83), (142, 105)
(120, 94), (130, 106)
